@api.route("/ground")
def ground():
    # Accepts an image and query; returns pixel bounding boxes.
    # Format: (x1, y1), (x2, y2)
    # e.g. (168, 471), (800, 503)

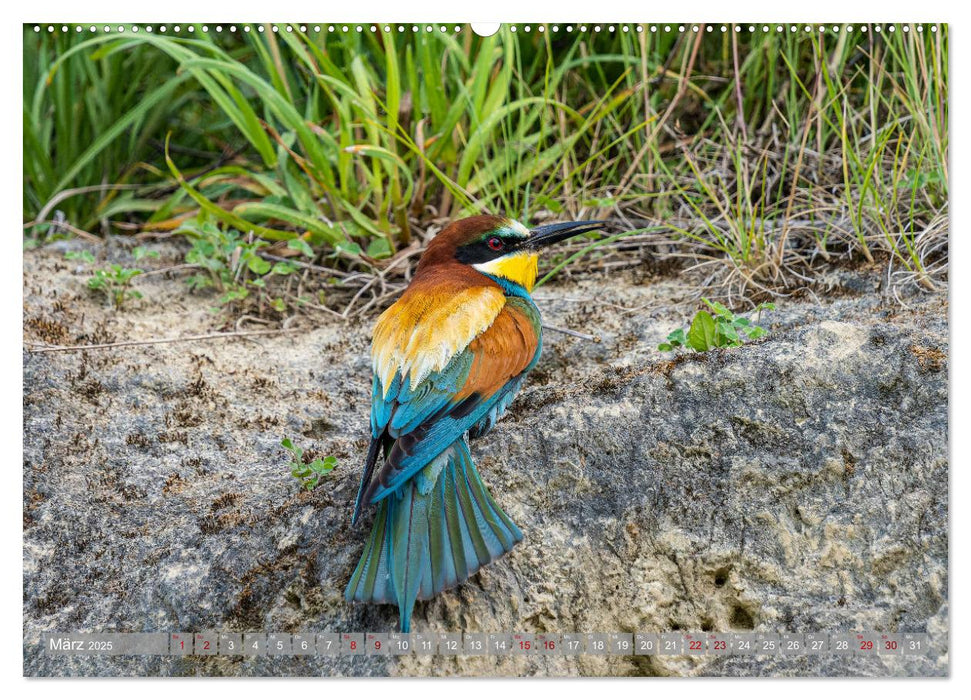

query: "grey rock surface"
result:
(23, 246), (948, 676)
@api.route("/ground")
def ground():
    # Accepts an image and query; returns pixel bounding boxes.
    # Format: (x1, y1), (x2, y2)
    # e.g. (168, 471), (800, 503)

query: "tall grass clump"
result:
(24, 23), (947, 302)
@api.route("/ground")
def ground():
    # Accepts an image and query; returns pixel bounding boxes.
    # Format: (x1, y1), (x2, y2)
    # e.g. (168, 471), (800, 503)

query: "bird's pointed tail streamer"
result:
(344, 439), (522, 632)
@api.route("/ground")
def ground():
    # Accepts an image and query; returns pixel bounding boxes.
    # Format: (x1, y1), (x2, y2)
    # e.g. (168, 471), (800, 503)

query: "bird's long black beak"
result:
(525, 220), (607, 250)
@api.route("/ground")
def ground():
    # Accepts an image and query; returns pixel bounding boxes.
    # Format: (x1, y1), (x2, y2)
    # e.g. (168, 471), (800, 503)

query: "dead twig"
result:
(138, 263), (202, 277)
(543, 324), (601, 343)
(282, 291), (348, 320)
(24, 219), (102, 243)
(259, 253), (355, 279)
(31, 184), (143, 227)
(24, 328), (298, 354)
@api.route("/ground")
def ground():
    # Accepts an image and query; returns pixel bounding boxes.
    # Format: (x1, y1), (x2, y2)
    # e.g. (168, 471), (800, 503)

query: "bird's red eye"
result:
(487, 236), (504, 251)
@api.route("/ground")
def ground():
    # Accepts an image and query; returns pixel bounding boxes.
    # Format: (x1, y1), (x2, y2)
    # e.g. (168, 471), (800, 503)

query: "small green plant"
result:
(132, 246), (160, 262)
(178, 216), (306, 309)
(87, 265), (144, 308)
(65, 250), (144, 308)
(64, 250), (95, 263)
(282, 437), (337, 491)
(658, 299), (774, 352)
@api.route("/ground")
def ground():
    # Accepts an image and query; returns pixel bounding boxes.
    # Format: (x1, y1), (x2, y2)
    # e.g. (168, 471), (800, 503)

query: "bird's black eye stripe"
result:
(455, 235), (521, 264)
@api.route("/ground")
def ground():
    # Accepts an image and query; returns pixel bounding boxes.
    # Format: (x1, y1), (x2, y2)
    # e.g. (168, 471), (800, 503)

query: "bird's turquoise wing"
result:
(357, 297), (541, 507)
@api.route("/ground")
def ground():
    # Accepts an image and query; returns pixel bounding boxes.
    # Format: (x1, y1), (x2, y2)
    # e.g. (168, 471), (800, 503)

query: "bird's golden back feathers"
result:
(371, 267), (506, 395)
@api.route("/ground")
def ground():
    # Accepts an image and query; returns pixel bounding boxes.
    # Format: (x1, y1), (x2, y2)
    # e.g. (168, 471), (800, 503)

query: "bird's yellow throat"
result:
(473, 251), (539, 292)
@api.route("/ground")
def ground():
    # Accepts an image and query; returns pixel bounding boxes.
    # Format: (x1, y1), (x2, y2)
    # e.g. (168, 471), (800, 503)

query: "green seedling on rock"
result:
(132, 246), (160, 262)
(282, 437), (337, 491)
(64, 250), (95, 264)
(65, 250), (143, 309)
(87, 265), (144, 309)
(659, 299), (774, 352)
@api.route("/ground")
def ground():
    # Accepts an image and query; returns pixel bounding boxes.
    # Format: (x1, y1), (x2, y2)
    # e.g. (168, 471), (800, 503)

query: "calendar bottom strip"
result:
(40, 631), (931, 657)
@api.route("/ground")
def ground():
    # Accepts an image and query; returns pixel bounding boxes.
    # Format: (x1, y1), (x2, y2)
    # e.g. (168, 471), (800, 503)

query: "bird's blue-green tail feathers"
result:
(344, 439), (523, 632)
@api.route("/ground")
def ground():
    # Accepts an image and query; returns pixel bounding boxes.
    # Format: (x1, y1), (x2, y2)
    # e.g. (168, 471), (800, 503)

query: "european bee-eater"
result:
(345, 214), (605, 632)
